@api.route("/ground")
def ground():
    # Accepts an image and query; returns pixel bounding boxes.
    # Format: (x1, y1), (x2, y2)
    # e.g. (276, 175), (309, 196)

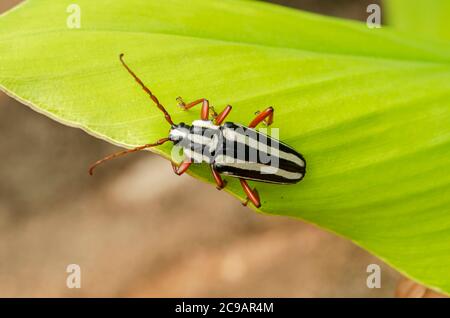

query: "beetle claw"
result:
(209, 106), (218, 119)
(176, 96), (187, 110)
(216, 179), (227, 190)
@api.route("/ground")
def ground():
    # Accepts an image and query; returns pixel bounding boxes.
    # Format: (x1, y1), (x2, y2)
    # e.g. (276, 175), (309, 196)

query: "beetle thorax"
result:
(169, 120), (222, 164)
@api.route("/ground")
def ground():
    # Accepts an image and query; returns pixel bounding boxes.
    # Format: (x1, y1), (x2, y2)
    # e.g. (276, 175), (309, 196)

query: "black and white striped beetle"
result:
(89, 54), (306, 208)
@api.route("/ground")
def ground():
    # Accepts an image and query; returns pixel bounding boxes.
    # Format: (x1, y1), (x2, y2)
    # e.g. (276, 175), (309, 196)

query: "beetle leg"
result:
(214, 105), (233, 125)
(172, 160), (192, 176)
(176, 97), (205, 110)
(176, 97), (210, 120)
(239, 179), (261, 208)
(210, 165), (227, 190)
(249, 107), (274, 128)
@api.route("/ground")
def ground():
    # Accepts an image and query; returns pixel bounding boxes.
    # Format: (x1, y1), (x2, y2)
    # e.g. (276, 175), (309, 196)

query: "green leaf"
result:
(1, 0), (450, 294)
(385, 0), (450, 42)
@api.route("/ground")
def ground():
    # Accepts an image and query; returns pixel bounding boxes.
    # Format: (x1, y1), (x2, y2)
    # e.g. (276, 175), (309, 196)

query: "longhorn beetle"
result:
(89, 54), (306, 208)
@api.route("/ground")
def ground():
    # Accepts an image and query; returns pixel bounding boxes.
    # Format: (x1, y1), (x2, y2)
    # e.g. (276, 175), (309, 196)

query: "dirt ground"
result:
(0, 0), (401, 297)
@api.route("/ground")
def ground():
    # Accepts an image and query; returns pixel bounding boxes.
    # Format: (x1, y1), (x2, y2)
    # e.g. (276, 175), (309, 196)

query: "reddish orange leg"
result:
(249, 107), (274, 128)
(239, 179), (261, 208)
(177, 97), (210, 120)
(172, 160), (192, 176)
(210, 165), (227, 190)
(214, 105), (232, 125)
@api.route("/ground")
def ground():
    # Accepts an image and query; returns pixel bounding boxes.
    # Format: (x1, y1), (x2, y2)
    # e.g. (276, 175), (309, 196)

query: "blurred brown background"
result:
(0, 0), (401, 297)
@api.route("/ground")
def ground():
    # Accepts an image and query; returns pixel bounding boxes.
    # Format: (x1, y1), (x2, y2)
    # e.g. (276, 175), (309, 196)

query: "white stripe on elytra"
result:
(222, 128), (305, 168)
(214, 155), (303, 180)
(183, 148), (212, 164)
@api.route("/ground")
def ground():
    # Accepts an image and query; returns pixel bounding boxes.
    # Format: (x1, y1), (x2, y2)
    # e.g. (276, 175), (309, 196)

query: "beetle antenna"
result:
(119, 54), (174, 126)
(89, 138), (170, 175)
